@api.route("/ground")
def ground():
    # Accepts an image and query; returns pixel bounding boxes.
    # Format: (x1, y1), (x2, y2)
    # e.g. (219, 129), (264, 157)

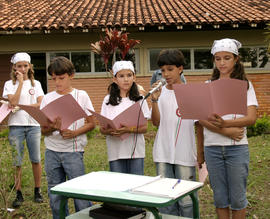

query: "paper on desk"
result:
(173, 78), (247, 120)
(89, 102), (147, 140)
(19, 94), (88, 130)
(198, 163), (208, 183)
(54, 171), (161, 192)
(0, 103), (11, 123)
(130, 178), (203, 199)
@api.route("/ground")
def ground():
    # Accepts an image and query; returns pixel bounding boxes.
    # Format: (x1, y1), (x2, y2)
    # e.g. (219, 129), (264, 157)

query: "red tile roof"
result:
(0, 0), (269, 32)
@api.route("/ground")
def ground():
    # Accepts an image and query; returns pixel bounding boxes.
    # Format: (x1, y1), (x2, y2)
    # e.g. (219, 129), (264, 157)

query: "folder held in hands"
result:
(89, 102), (147, 140)
(173, 78), (247, 120)
(19, 94), (88, 130)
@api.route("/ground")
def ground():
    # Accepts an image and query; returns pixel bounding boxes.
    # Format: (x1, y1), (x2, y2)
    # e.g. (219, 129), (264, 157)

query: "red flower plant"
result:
(90, 28), (141, 72)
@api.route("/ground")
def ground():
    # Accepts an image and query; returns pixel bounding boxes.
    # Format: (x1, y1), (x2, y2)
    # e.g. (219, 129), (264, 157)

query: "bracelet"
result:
(151, 99), (158, 103)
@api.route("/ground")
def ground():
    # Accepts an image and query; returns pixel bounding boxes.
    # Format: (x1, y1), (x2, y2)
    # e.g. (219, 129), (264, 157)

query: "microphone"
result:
(144, 78), (167, 99)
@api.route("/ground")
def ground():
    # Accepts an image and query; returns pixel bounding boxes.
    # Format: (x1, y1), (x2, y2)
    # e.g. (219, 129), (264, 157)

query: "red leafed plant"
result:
(90, 28), (141, 73)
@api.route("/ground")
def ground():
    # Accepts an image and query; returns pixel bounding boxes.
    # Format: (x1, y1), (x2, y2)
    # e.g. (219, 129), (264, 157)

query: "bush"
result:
(247, 114), (270, 137)
(0, 129), (9, 138)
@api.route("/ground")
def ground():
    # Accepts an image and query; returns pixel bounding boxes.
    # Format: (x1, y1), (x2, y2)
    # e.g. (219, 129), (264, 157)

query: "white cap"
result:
(112, 61), (135, 76)
(211, 38), (242, 55)
(11, 52), (31, 64)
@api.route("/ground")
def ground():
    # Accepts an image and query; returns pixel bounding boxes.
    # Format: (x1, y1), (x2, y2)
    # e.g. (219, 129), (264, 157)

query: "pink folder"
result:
(89, 102), (147, 140)
(0, 103), (11, 123)
(197, 163), (208, 183)
(173, 78), (247, 120)
(19, 94), (88, 130)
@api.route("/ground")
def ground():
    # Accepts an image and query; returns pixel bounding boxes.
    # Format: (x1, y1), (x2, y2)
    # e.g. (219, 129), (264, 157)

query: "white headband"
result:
(11, 52), (31, 64)
(211, 38), (242, 55)
(112, 61), (135, 76)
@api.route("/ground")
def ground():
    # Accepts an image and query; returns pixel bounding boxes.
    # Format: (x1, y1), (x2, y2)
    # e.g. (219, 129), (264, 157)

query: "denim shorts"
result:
(204, 145), (249, 210)
(155, 162), (196, 217)
(8, 126), (41, 166)
(109, 158), (144, 175)
(45, 149), (91, 219)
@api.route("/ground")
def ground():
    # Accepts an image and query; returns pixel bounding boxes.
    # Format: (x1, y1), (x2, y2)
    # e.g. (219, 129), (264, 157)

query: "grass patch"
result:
(0, 125), (269, 218)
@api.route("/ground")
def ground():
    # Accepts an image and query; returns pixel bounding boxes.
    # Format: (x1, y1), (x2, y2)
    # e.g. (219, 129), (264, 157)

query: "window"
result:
(239, 47), (270, 69)
(148, 46), (269, 72)
(48, 50), (139, 74)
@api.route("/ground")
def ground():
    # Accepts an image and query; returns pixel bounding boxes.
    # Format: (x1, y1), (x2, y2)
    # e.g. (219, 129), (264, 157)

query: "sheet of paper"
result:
(89, 102), (147, 140)
(173, 78), (247, 119)
(130, 178), (203, 199)
(19, 94), (88, 130)
(54, 171), (161, 192)
(198, 163), (208, 183)
(0, 103), (11, 123)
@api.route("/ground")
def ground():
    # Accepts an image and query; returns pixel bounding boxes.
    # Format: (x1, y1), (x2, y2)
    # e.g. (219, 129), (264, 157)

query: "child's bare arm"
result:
(195, 122), (204, 167)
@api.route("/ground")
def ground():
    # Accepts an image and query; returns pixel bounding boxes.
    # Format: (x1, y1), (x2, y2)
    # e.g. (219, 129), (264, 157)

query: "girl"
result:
(100, 60), (150, 175)
(2, 52), (44, 208)
(199, 38), (258, 219)
(150, 49), (197, 217)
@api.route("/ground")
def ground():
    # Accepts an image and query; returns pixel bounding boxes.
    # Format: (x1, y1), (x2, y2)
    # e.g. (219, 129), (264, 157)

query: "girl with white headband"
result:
(198, 39), (258, 219)
(100, 60), (150, 175)
(2, 52), (44, 208)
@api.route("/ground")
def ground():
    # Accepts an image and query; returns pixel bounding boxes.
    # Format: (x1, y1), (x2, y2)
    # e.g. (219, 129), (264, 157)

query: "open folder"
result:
(18, 94), (88, 130)
(88, 102), (147, 140)
(0, 102), (11, 123)
(173, 78), (247, 120)
(129, 177), (203, 199)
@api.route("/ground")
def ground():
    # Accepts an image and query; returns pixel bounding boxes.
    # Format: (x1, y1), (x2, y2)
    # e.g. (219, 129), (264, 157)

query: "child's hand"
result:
(50, 117), (62, 131)
(100, 126), (115, 136)
(224, 127), (244, 141)
(150, 80), (162, 101)
(208, 113), (225, 127)
(60, 129), (76, 139)
(15, 71), (24, 83)
(111, 126), (128, 137)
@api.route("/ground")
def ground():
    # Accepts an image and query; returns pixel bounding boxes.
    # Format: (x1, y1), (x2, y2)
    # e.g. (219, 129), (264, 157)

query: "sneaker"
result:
(34, 187), (43, 203)
(12, 190), (24, 208)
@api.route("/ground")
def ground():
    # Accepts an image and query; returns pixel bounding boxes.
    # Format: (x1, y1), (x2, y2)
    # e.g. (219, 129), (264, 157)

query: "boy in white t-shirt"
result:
(150, 49), (197, 217)
(2, 52), (44, 208)
(40, 56), (96, 219)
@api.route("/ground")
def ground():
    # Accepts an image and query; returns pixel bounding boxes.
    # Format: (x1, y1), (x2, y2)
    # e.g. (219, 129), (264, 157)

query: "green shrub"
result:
(247, 114), (270, 137)
(0, 129), (9, 138)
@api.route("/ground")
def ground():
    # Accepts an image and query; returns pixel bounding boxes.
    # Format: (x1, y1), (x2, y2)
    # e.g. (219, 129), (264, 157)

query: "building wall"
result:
(47, 73), (270, 117)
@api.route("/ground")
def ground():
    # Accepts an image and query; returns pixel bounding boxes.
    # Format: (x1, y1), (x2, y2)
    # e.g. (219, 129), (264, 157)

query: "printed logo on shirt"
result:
(176, 108), (182, 117)
(29, 88), (35, 95)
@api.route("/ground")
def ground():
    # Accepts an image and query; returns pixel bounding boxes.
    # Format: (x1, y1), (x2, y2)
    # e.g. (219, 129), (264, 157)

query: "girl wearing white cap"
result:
(198, 39), (258, 219)
(100, 60), (150, 175)
(2, 52), (44, 208)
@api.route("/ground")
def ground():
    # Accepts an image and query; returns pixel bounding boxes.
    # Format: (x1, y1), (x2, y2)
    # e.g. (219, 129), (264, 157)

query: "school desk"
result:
(50, 171), (203, 219)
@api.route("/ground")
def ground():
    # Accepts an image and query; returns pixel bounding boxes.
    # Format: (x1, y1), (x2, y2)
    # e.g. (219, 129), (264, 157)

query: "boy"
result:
(40, 56), (96, 219)
(150, 49), (198, 217)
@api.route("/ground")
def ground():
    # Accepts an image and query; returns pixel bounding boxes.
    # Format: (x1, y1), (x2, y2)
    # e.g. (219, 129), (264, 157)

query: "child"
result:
(150, 49), (197, 217)
(40, 56), (96, 219)
(199, 38), (258, 219)
(100, 60), (150, 175)
(2, 52), (44, 208)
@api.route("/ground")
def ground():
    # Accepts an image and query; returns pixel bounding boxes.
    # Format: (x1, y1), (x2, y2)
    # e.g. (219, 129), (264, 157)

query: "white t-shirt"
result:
(101, 95), (150, 162)
(153, 86), (197, 167)
(2, 79), (44, 126)
(40, 89), (95, 152)
(204, 81), (258, 146)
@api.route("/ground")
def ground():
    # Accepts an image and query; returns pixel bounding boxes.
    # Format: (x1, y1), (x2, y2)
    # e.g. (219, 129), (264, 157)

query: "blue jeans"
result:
(109, 158), (144, 175)
(155, 162), (197, 217)
(204, 145), (249, 210)
(8, 126), (41, 166)
(45, 149), (91, 219)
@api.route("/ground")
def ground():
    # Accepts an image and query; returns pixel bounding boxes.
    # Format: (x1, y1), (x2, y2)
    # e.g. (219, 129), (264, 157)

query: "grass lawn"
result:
(0, 125), (269, 218)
